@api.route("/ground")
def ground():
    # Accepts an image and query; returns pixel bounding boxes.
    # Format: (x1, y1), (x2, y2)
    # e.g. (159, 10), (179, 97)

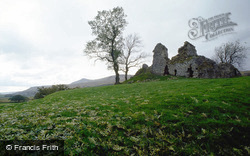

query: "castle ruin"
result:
(150, 41), (241, 78)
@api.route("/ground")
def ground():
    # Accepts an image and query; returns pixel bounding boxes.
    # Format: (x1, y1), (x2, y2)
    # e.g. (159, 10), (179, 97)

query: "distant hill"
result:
(10, 86), (50, 98)
(9, 75), (132, 98)
(70, 78), (92, 85)
(68, 75), (131, 88)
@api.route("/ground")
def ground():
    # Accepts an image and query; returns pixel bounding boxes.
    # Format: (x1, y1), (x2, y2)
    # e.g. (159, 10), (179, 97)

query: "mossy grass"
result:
(0, 76), (249, 155)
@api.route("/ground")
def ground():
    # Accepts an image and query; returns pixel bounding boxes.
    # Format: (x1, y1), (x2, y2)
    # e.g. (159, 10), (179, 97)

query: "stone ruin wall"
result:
(151, 43), (169, 76)
(149, 41), (241, 78)
(168, 60), (197, 77)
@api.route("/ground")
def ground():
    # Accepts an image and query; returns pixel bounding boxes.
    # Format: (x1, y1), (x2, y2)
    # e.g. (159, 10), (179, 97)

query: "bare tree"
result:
(213, 40), (247, 68)
(84, 7), (127, 84)
(120, 34), (146, 80)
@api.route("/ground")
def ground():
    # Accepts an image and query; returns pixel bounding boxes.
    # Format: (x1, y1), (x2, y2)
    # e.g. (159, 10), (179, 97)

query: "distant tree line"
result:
(9, 95), (29, 103)
(34, 84), (69, 99)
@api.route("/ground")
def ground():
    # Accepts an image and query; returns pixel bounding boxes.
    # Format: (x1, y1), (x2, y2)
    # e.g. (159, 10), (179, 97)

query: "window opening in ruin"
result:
(187, 64), (194, 77)
(174, 69), (177, 76)
(164, 65), (169, 75)
(234, 69), (237, 76)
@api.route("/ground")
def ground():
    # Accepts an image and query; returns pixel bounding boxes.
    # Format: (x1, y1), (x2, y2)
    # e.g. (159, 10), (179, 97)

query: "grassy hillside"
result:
(0, 77), (249, 155)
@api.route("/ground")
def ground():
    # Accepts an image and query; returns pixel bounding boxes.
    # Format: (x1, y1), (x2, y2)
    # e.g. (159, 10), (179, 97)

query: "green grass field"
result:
(0, 76), (249, 155)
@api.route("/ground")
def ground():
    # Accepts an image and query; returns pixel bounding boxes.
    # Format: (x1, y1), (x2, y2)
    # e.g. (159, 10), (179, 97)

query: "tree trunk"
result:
(125, 66), (129, 81)
(110, 40), (120, 84)
(114, 62), (120, 84)
(125, 71), (128, 81)
(115, 72), (120, 84)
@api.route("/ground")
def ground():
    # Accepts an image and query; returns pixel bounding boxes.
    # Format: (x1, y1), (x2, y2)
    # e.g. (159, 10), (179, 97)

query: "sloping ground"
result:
(0, 77), (249, 155)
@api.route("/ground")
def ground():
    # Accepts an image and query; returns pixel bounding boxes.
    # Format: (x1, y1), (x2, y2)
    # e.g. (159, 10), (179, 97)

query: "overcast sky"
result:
(0, 0), (250, 93)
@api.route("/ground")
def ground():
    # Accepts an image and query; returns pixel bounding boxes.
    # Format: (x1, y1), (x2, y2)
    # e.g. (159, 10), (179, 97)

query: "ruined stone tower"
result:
(151, 43), (169, 75)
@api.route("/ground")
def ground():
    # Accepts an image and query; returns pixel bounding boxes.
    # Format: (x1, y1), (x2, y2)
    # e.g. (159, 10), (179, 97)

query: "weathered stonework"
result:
(150, 41), (241, 78)
(177, 41), (197, 57)
(142, 64), (149, 69)
(151, 43), (169, 75)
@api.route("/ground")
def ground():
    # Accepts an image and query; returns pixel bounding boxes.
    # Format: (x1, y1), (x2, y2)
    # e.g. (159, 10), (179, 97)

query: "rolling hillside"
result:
(68, 75), (131, 88)
(0, 76), (249, 155)
(8, 75), (131, 98)
(7, 86), (48, 98)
